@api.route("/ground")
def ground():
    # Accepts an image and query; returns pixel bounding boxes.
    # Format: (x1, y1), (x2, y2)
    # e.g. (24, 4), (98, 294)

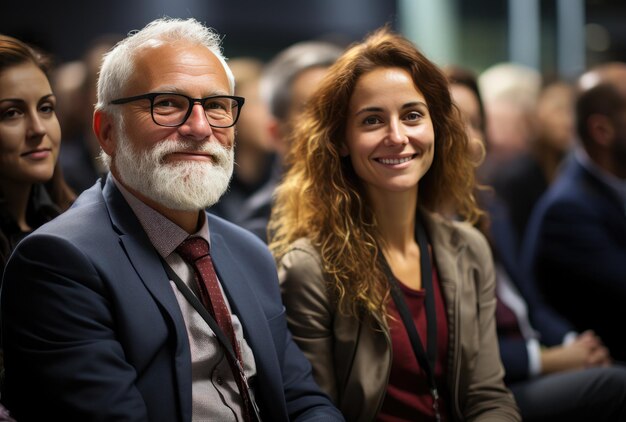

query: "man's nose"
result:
(178, 103), (213, 141)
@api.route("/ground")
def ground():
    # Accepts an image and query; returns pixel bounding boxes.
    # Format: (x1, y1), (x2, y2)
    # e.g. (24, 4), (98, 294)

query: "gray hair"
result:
(96, 17), (234, 115)
(478, 62), (541, 111)
(260, 40), (343, 120)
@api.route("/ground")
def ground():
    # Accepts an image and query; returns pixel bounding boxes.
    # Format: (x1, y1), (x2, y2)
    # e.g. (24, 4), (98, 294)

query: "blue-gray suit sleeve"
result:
(1, 234), (149, 421)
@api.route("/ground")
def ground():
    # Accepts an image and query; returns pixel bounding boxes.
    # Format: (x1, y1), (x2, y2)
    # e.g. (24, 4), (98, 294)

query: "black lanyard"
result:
(379, 214), (442, 422)
(160, 260), (262, 422)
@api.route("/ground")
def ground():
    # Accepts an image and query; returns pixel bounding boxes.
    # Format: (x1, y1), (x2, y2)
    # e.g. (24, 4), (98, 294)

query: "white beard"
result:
(114, 132), (234, 211)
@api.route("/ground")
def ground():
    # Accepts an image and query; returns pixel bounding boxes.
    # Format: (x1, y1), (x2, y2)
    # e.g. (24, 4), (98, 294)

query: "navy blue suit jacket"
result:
(1, 175), (343, 421)
(487, 196), (574, 382)
(521, 156), (626, 361)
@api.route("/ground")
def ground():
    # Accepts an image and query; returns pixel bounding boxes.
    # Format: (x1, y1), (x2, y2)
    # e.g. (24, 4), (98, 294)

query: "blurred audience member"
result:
(208, 57), (276, 238)
(522, 62), (626, 362)
(0, 33), (75, 422)
(478, 63), (541, 182)
(446, 66), (486, 151)
(441, 66), (487, 220)
(232, 40), (343, 242)
(450, 66), (626, 422)
(0, 34), (75, 274)
(53, 35), (119, 193)
(492, 80), (576, 252)
(445, 66), (487, 171)
(489, 198), (626, 422)
(260, 40), (344, 158)
(271, 29), (520, 421)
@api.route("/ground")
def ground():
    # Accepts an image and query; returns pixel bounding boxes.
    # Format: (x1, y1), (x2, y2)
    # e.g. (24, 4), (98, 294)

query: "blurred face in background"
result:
(536, 83), (575, 153)
(287, 66), (329, 122)
(0, 62), (60, 187)
(234, 71), (274, 153)
(485, 99), (533, 163)
(275, 66), (330, 156)
(450, 83), (485, 162)
(611, 104), (626, 178)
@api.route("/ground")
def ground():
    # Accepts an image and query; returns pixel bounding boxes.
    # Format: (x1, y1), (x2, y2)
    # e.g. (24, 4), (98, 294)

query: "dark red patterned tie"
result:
(176, 237), (256, 422)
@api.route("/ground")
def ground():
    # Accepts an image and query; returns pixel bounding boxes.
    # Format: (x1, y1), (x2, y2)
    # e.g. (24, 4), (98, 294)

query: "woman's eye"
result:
(0, 108), (22, 120)
(40, 103), (55, 114)
(363, 116), (381, 125)
(404, 111), (422, 121)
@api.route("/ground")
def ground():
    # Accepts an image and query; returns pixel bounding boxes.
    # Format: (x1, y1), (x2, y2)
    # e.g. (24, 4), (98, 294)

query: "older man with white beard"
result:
(0, 18), (344, 422)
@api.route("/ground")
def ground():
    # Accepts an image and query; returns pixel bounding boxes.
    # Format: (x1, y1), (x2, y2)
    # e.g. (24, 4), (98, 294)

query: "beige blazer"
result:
(278, 211), (520, 422)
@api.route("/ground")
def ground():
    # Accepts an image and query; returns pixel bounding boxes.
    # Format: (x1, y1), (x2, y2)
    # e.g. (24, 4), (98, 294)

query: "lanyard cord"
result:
(379, 214), (441, 421)
(161, 260), (262, 421)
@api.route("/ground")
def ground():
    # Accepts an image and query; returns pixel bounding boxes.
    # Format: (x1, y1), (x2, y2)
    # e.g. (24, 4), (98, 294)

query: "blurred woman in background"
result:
(0, 34), (74, 274)
(0, 37), (75, 405)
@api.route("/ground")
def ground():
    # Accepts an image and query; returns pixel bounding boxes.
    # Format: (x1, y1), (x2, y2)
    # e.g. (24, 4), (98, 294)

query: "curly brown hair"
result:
(269, 27), (481, 320)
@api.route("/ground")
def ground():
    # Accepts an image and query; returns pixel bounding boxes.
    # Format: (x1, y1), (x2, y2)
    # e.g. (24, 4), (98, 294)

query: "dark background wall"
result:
(2, 0), (625, 74)
(0, 0), (397, 63)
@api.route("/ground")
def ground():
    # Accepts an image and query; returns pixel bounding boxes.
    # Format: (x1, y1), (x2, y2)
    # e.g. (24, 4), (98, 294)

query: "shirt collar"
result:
(112, 175), (210, 258)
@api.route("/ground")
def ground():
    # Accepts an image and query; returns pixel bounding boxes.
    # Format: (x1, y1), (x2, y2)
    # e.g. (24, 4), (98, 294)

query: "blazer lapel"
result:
(101, 176), (192, 421)
(421, 210), (466, 305)
(422, 210), (465, 403)
(208, 229), (286, 417)
(209, 230), (277, 352)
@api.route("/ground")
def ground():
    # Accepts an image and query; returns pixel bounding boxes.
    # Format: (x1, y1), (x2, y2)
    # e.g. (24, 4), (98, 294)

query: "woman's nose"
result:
(385, 120), (408, 146)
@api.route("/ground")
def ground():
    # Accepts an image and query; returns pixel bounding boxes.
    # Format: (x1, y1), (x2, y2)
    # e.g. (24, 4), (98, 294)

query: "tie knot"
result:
(176, 237), (210, 263)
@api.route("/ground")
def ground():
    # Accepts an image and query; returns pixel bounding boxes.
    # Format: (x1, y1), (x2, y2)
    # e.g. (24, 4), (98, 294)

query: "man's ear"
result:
(93, 110), (116, 157)
(587, 114), (615, 148)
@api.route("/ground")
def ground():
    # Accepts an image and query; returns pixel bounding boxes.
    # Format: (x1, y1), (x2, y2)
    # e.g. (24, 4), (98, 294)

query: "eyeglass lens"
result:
(152, 94), (238, 127)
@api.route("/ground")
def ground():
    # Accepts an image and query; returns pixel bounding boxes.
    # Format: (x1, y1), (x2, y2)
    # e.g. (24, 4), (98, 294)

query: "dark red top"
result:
(377, 265), (450, 422)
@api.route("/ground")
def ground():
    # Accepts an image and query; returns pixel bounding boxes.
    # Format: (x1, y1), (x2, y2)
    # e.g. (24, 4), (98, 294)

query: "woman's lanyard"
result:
(379, 214), (442, 422)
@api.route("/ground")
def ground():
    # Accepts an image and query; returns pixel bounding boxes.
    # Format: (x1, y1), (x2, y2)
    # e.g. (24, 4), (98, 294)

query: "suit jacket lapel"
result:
(209, 229), (276, 351)
(101, 176), (192, 421)
(208, 228), (285, 410)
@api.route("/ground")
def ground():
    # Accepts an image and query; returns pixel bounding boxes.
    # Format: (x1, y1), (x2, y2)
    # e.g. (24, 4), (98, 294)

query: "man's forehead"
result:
(128, 41), (229, 93)
(133, 40), (219, 67)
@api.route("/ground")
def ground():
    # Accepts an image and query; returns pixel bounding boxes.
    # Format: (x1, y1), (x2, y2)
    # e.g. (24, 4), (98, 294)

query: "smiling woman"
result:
(342, 66), (435, 198)
(0, 34), (74, 275)
(269, 27), (521, 421)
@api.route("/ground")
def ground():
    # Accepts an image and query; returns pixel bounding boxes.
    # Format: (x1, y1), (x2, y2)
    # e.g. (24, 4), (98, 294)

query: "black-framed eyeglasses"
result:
(110, 92), (245, 128)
